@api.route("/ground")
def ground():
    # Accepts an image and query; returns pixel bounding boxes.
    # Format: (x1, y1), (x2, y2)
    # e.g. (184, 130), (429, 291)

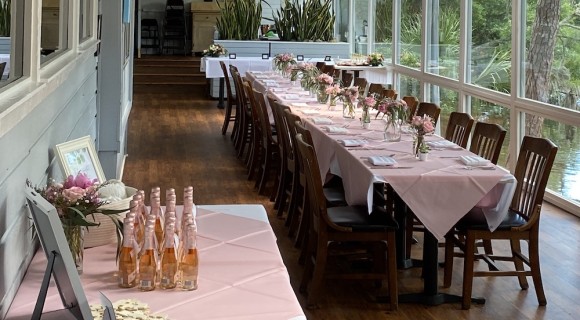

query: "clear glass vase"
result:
(317, 89), (329, 104)
(362, 108), (371, 129)
(63, 224), (85, 274)
(413, 134), (425, 158)
(384, 118), (402, 142)
(343, 101), (356, 119)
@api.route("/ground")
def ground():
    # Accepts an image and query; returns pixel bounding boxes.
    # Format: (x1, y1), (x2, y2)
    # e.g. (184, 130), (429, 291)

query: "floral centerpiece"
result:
(296, 62), (320, 92)
(410, 115), (435, 157)
(338, 86), (359, 118)
(28, 173), (127, 274)
(315, 73), (334, 103)
(325, 84), (342, 108)
(378, 98), (408, 141)
(358, 95), (377, 128)
(202, 43), (228, 57)
(273, 53), (296, 75)
(367, 52), (384, 66)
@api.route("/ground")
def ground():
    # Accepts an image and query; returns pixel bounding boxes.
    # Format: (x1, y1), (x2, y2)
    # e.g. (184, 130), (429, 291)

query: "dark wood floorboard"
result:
(123, 86), (580, 320)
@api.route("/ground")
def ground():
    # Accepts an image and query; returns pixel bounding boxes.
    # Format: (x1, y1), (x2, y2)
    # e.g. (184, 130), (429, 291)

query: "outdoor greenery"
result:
(215, 0), (262, 40)
(0, 0), (10, 36)
(271, 0), (335, 42)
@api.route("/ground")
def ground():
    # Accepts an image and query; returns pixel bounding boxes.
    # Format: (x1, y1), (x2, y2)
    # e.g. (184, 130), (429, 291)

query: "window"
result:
(41, 0), (69, 62)
(470, 97), (511, 166)
(0, 0), (24, 88)
(374, 0), (393, 62)
(399, 0), (421, 69)
(426, 0), (459, 80)
(79, 0), (91, 42)
(353, 0), (369, 55)
(427, 85), (458, 136)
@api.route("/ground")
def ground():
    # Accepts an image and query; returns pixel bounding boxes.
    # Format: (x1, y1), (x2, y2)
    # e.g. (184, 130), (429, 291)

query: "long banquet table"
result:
(246, 71), (517, 305)
(6, 204), (306, 320)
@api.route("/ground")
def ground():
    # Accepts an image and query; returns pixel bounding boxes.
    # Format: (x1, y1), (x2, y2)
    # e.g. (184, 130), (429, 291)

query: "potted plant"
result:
(215, 0), (262, 40)
(0, 0), (9, 37)
(271, 0), (335, 42)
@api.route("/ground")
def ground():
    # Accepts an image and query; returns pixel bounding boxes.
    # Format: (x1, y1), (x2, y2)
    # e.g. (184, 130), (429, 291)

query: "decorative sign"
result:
(55, 136), (106, 183)
(229, 53), (237, 59)
(262, 53), (269, 59)
(296, 55), (304, 61)
(324, 56), (332, 62)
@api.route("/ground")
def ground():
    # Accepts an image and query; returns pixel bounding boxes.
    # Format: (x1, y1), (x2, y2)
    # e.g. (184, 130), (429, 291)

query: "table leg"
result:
(398, 231), (486, 306)
(217, 78), (225, 109)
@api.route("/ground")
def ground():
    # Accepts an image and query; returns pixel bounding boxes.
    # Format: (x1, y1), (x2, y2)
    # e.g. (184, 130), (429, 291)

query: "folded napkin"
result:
(427, 140), (461, 149)
(300, 109), (320, 115)
(368, 156), (397, 166)
(326, 126), (349, 134)
(255, 75), (270, 79)
(311, 117), (333, 125)
(284, 94), (300, 100)
(252, 71), (263, 74)
(291, 102), (309, 107)
(339, 139), (367, 147)
(271, 88), (288, 92)
(460, 155), (491, 167)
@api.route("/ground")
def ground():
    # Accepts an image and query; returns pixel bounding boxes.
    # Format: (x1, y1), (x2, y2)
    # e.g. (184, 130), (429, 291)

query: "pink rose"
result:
(423, 120), (435, 133)
(411, 116), (423, 126)
(62, 186), (86, 202)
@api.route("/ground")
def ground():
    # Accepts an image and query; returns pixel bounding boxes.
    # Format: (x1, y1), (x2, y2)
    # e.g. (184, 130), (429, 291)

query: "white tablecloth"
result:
(202, 57), (274, 78)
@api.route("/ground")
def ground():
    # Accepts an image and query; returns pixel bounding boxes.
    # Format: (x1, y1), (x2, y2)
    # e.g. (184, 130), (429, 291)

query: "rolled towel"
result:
(460, 155), (491, 167)
(325, 126), (349, 134)
(340, 139), (367, 147)
(311, 117), (333, 125)
(368, 156), (397, 166)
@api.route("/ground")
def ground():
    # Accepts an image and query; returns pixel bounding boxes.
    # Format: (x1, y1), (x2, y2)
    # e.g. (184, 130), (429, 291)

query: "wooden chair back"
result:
(382, 88), (398, 100)
(352, 77), (368, 96)
(221, 62), (236, 104)
(341, 73), (353, 87)
(252, 88), (275, 146)
(368, 83), (384, 97)
(402, 96), (419, 122)
(270, 99), (291, 167)
(0, 62), (6, 78)
(444, 112), (474, 148)
(511, 136), (558, 225)
(416, 102), (441, 127)
(243, 81), (261, 143)
(469, 122), (506, 164)
(315, 61), (325, 71)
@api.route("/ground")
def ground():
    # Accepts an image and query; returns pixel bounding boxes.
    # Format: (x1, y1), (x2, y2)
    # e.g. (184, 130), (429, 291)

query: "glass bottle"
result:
(129, 200), (144, 248)
(179, 224), (199, 291)
(118, 219), (137, 288)
(138, 226), (157, 291)
(160, 223), (177, 289)
(151, 198), (164, 253)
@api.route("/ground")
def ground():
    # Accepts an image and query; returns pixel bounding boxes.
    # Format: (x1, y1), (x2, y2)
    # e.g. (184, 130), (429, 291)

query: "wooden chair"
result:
(469, 122), (507, 165)
(220, 61), (237, 136)
(269, 98), (292, 214)
(243, 81), (262, 181)
(444, 112), (475, 148)
(382, 88), (398, 100)
(230, 67), (251, 159)
(341, 73), (353, 87)
(252, 88), (279, 195)
(295, 133), (398, 310)
(0, 62), (6, 79)
(352, 77), (368, 96)
(402, 96), (419, 122)
(443, 136), (558, 309)
(315, 61), (325, 71)
(415, 102), (441, 127)
(367, 83), (385, 97)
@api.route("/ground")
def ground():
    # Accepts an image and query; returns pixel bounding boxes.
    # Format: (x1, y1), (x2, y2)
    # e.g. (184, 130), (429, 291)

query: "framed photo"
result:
(229, 53), (237, 59)
(324, 55), (331, 61)
(55, 136), (106, 183)
(262, 53), (269, 59)
(296, 55), (304, 61)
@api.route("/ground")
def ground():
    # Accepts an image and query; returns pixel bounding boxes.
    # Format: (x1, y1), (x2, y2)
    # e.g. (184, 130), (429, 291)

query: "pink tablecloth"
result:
(6, 205), (305, 320)
(247, 72), (516, 240)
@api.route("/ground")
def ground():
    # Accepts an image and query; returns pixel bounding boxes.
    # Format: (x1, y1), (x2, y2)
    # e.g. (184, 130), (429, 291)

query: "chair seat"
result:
(323, 186), (347, 207)
(328, 205), (398, 232)
(456, 207), (527, 230)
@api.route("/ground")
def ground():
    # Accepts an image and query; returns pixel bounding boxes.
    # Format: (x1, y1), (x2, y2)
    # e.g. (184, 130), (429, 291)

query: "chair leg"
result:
(461, 232), (476, 310)
(231, 105), (240, 141)
(221, 102), (233, 135)
(482, 239), (493, 255)
(386, 232), (398, 311)
(299, 229), (317, 293)
(510, 239), (529, 289)
(443, 233), (455, 288)
(528, 235), (547, 306)
(306, 237), (328, 308)
(405, 214), (414, 259)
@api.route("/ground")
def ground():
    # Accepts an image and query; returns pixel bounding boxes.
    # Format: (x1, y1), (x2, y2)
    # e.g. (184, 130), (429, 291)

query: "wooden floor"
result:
(122, 86), (580, 320)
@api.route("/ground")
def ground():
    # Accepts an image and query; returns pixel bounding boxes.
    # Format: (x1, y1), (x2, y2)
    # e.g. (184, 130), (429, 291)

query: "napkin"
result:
(460, 155), (491, 167)
(291, 102), (309, 107)
(300, 109), (320, 115)
(255, 75), (270, 79)
(311, 117), (333, 125)
(427, 140), (461, 149)
(284, 94), (300, 100)
(368, 156), (397, 166)
(271, 88), (288, 92)
(326, 126), (349, 134)
(339, 139), (367, 147)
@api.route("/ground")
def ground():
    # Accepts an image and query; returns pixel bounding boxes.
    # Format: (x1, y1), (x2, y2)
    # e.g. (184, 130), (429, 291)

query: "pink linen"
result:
(6, 206), (305, 320)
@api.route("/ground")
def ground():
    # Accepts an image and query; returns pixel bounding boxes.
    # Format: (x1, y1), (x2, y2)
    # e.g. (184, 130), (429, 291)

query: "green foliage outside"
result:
(0, 0), (10, 36)
(272, 0), (335, 42)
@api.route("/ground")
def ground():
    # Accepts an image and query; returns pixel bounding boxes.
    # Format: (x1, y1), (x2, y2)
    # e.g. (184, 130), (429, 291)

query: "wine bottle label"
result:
(161, 278), (171, 285)
(183, 279), (197, 288)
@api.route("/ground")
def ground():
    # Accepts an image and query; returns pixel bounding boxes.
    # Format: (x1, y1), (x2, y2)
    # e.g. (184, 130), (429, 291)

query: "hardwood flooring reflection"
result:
(123, 87), (580, 320)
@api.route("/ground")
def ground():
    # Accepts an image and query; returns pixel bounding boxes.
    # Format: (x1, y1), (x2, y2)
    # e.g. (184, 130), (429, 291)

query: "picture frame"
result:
(296, 55), (304, 61)
(324, 55), (331, 61)
(262, 53), (269, 59)
(55, 136), (106, 183)
(229, 53), (237, 59)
